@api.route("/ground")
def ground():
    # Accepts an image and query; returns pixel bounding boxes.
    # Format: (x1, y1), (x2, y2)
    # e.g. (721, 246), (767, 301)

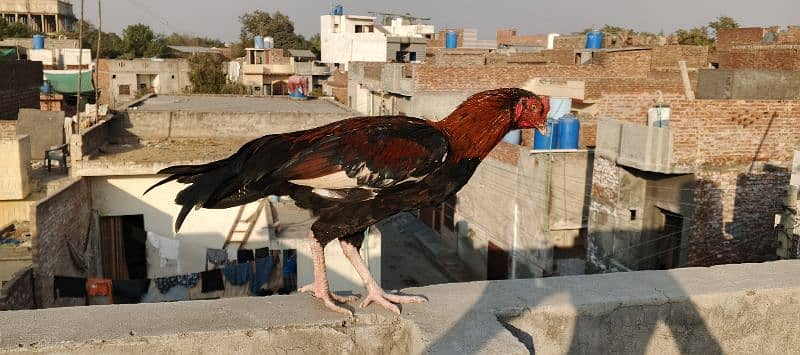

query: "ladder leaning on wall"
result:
(222, 199), (268, 249)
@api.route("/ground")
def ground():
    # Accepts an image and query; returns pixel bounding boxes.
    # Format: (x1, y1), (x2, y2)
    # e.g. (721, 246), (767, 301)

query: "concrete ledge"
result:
(2, 260), (799, 354)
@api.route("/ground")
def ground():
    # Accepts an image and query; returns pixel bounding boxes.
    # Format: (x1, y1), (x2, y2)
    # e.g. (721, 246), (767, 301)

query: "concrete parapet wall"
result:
(1, 259), (797, 354)
(117, 110), (354, 140)
(0, 135), (31, 200)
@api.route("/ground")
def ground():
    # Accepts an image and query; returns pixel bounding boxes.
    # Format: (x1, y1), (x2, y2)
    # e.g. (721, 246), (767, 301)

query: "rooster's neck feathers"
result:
(435, 88), (529, 160)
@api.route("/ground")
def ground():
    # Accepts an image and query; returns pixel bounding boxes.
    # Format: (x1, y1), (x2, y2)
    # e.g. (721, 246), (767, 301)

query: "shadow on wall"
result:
(426, 244), (725, 354)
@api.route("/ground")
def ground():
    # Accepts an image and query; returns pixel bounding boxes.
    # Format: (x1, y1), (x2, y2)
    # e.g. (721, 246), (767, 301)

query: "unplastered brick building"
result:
(587, 93), (800, 272)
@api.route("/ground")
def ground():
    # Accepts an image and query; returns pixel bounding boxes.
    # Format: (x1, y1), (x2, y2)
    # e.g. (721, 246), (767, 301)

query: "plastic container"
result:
(32, 34), (45, 49)
(556, 114), (580, 149)
(586, 30), (603, 49)
(254, 36), (265, 49)
(445, 31), (458, 49)
(533, 118), (560, 150)
(648, 104), (671, 127)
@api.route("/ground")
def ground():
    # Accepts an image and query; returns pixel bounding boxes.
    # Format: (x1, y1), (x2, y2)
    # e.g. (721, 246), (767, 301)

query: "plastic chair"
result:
(45, 144), (69, 173)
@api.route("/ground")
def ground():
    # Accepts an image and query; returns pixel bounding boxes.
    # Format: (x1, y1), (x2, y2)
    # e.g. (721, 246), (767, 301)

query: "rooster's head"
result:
(512, 92), (550, 134)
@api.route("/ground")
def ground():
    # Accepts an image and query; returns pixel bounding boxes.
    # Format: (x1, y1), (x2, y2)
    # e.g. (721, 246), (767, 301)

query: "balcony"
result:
(241, 63), (295, 76)
(596, 118), (691, 174)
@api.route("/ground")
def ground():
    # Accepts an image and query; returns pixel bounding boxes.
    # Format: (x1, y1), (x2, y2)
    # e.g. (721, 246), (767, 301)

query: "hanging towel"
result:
(237, 249), (254, 263)
(154, 273), (200, 294)
(250, 256), (274, 295)
(53, 276), (87, 298)
(147, 231), (180, 269)
(222, 262), (252, 286)
(206, 248), (228, 270)
(201, 269), (225, 293)
(112, 279), (150, 304)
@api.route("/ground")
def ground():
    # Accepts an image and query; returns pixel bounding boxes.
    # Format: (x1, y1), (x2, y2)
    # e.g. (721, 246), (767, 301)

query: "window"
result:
(111, 74), (116, 79)
(367, 25), (374, 32)
(171, 75), (175, 79)
(118, 85), (130, 95)
(409, 52), (417, 61)
(355, 24), (364, 33)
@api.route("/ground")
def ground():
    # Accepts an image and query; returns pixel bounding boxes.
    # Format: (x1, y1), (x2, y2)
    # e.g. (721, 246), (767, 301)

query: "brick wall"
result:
(554, 35), (585, 50)
(30, 178), (92, 308)
(716, 28), (765, 50)
(332, 87), (348, 105)
(0, 265), (36, 310)
(592, 50), (653, 78)
(96, 59), (111, 105)
(487, 50), (574, 65)
(649, 45), (709, 70)
(431, 49), (488, 66)
(0, 61), (43, 120)
(414, 64), (628, 92)
(718, 47), (800, 71)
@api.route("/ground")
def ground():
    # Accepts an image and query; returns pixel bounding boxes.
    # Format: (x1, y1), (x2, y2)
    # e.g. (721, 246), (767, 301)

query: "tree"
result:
(675, 26), (714, 46)
(164, 33), (225, 48)
(238, 11), (316, 56)
(188, 53), (246, 94)
(708, 15), (739, 37)
(0, 18), (32, 40)
(65, 20), (124, 58)
(121, 23), (167, 58)
(308, 33), (321, 57)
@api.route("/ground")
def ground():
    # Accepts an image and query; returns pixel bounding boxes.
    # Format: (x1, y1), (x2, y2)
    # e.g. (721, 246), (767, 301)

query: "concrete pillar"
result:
(55, 14), (59, 32)
(40, 14), (45, 33)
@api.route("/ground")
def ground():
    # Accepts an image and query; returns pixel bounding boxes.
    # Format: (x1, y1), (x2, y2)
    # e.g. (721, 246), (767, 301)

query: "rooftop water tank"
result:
(445, 31), (458, 49)
(264, 36), (274, 49)
(331, 5), (344, 16)
(32, 34), (45, 49)
(546, 33), (560, 49)
(556, 114), (580, 149)
(533, 118), (560, 150)
(254, 36), (265, 49)
(586, 30), (603, 49)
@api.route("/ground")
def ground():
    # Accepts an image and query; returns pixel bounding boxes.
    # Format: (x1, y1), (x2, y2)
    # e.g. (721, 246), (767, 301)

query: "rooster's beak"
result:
(535, 125), (547, 136)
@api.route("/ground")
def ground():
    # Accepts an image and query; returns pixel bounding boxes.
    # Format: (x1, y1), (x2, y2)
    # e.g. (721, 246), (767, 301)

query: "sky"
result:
(78, 0), (798, 42)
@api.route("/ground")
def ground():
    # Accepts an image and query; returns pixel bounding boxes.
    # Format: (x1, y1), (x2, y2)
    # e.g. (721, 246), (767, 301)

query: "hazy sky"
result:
(78, 0), (798, 42)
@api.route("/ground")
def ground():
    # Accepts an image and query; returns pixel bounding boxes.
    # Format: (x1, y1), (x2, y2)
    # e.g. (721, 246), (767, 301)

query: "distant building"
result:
(238, 48), (330, 95)
(0, 0), (75, 34)
(320, 12), (433, 70)
(96, 58), (191, 107)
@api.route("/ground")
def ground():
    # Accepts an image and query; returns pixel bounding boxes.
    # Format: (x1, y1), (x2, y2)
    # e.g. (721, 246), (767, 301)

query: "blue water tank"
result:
(502, 129), (521, 144)
(445, 31), (458, 48)
(254, 36), (265, 49)
(556, 115), (580, 149)
(41, 80), (51, 94)
(32, 34), (45, 49)
(336, 5), (344, 15)
(586, 30), (603, 49)
(533, 118), (560, 150)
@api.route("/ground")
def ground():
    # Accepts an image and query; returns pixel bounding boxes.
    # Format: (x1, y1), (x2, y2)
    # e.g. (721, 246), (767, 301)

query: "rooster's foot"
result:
(360, 288), (428, 315)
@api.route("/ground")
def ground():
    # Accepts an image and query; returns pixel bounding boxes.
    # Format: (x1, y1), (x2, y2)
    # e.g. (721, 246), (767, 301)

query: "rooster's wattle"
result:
(146, 88), (550, 315)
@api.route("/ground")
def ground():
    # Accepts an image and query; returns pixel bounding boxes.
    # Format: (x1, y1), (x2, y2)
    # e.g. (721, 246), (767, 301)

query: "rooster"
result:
(146, 88), (550, 315)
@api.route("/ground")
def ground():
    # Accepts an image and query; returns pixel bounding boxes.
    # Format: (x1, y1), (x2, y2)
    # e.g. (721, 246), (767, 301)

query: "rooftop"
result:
(132, 95), (352, 114)
(1, 260), (798, 353)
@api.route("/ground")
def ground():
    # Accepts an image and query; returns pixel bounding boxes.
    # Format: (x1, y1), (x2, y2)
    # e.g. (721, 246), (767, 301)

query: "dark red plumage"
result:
(147, 88), (550, 243)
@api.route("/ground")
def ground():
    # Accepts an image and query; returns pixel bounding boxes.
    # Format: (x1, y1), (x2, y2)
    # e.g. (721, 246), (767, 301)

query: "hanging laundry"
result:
(201, 269), (225, 293)
(112, 279), (150, 304)
(154, 273), (199, 294)
(222, 261), (252, 286)
(237, 249), (254, 263)
(250, 256), (274, 296)
(206, 248), (228, 270)
(254, 247), (270, 259)
(53, 276), (87, 298)
(147, 231), (181, 272)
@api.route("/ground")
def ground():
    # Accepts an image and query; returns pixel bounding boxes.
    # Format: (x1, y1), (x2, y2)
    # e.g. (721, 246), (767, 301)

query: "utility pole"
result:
(76, 0), (84, 132)
(94, 0), (101, 120)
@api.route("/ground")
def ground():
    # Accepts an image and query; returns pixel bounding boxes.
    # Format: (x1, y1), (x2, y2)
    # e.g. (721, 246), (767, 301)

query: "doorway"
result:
(100, 215), (147, 279)
(656, 210), (683, 269)
(487, 241), (509, 280)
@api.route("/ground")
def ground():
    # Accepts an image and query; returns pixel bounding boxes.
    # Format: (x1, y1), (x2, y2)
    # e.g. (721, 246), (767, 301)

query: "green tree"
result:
(238, 11), (316, 56)
(188, 53), (246, 94)
(164, 32), (225, 48)
(121, 23), (167, 58)
(308, 33), (321, 57)
(0, 18), (32, 40)
(65, 20), (124, 58)
(675, 26), (714, 46)
(708, 15), (739, 37)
